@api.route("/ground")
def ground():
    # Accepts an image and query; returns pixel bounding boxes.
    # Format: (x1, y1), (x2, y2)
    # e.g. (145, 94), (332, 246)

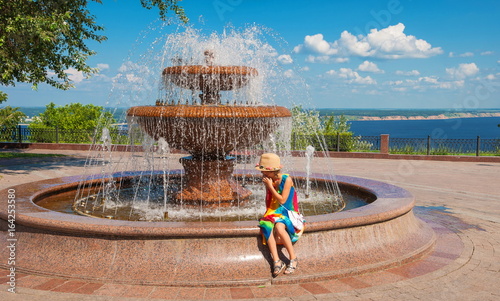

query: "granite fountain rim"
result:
(0, 172), (414, 238)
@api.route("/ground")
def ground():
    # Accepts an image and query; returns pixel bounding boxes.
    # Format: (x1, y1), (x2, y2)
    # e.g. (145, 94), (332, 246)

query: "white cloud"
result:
(393, 87), (408, 92)
(419, 76), (439, 84)
(327, 68), (377, 85)
(293, 33), (338, 55)
(366, 90), (381, 95)
(415, 77), (464, 89)
(117, 61), (149, 74)
(97, 63), (110, 71)
(294, 23), (443, 60)
(65, 68), (85, 83)
(334, 57), (349, 63)
(385, 80), (404, 85)
(485, 74), (496, 80)
(306, 55), (326, 63)
(446, 63), (479, 79)
(480, 51), (494, 56)
(305, 55), (348, 64)
(125, 73), (143, 84)
(300, 66), (310, 71)
(395, 70), (420, 76)
(111, 61), (152, 92)
(436, 80), (464, 89)
(283, 69), (294, 78)
(449, 52), (474, 57)
(384, 76), (465, 91)
(357, 61), (384, 73)
(277, 54), (293, 64)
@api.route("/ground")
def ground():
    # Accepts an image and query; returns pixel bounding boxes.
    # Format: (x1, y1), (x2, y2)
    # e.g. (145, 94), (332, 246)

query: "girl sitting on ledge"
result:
(256, 153), (304, 277)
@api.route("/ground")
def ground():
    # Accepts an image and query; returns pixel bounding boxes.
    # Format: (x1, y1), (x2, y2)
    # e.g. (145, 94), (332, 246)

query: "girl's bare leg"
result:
(267, 231), (286, 276)
(266, 231), (280, 261)
(274, 223), (296, 260)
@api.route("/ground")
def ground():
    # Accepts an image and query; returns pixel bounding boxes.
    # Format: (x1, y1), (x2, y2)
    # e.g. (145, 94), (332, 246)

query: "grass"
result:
(0, 152), (67, 159)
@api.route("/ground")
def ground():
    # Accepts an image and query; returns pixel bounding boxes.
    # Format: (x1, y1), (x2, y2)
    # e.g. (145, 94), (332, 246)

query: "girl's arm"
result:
(265, 176), (293, 205)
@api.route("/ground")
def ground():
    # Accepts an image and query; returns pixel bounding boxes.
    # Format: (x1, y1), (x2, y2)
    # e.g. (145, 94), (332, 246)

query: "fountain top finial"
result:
(204, 50), (215, 66)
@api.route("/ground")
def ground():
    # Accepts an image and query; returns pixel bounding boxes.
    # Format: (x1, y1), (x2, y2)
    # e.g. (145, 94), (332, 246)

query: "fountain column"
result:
(177, 156), (251, 205)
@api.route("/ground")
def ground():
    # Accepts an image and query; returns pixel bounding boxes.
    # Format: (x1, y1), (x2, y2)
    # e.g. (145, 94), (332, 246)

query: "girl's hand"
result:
(262, 177), (274, 189)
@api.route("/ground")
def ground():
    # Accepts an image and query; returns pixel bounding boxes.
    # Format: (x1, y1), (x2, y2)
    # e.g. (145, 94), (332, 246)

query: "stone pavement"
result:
(1, 149), (499, 300)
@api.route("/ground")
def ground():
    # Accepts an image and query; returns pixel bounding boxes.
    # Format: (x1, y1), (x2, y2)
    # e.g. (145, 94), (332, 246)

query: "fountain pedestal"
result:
(177, 156), (251, 205)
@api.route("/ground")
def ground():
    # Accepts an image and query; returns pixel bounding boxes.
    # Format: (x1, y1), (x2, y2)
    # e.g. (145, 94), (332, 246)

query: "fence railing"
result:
(1, 126), (499, 156)
(0, 126), (133, 145)
(388, 136), (500, 156)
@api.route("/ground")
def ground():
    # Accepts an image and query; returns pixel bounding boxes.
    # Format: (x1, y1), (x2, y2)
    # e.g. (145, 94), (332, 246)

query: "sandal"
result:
(272, 260), (285, 277)
(284, 258), (298, 275)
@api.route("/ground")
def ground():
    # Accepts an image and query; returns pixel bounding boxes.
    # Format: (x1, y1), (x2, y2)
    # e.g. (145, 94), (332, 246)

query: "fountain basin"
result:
(163, 65), (258, 92)
(0, 174), (435, 286)
(126, 105), (291, 156)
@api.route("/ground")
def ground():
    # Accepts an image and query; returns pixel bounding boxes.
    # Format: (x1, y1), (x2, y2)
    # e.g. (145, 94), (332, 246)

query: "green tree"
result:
(290, 106), (321, 150)
(321, 115), (351, 135)
(0, 98), (26, 141)
(0, 99), (26, 128)
(290, 106), (363, 152)
(291, 105), (321, 135)
(0, 0), (187, 100)
(29, 102), (116, 143)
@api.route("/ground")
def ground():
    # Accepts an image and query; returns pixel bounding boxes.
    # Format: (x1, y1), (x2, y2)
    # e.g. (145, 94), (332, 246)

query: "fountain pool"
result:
(0, 172), (434, 286)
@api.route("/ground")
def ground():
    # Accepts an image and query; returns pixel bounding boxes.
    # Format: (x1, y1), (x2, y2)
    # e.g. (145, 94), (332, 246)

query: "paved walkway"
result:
(1, 149), (499, 300)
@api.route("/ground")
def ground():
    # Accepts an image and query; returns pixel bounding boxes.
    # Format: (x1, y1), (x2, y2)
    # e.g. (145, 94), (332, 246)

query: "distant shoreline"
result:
(350, 113), (500, 121)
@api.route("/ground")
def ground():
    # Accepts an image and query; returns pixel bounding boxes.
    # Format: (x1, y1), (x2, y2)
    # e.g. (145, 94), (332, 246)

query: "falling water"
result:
(72, 23), (346, 221)
(305, 145), (315, 198)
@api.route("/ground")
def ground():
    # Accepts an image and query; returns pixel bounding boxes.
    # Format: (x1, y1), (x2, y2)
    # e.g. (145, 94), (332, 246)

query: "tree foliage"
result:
(0, 98), (26, 129)
(291, 106), (360, 151)
(29, 102), (115, 130)
(0, 0), (187, 100)
(28, 102), (116, 143)
(321, 114), (351, 134)
(140, 0), (188, 23)
(291, 105), (351, 136)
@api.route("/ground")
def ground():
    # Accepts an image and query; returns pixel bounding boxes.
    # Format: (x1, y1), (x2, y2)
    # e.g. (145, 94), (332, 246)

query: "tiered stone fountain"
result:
(126, 51), (291, 205)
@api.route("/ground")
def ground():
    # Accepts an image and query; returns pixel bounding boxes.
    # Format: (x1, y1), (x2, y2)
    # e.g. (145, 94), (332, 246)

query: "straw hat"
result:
(255, 153), (282, 171)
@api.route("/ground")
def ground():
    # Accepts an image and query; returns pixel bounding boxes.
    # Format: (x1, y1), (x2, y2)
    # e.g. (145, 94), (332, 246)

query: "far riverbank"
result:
(317, 108), (500, 121)
(356, 112), (500, 121)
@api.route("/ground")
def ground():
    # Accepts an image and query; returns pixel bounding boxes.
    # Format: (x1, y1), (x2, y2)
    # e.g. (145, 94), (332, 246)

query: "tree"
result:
(290, 106), (363, 152)
(0, 98), (26, 141)
(30, 102), (115, 130)
(29, 102), (116, 143)
(0, 98), (25, 128)
(321, 115), (351, 135)
(291, 105), (321, 136)
(0, 0), (187, 100)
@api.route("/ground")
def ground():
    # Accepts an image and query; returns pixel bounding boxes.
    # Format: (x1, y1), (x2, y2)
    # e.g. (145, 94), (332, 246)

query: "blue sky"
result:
(3, 0), (500, 109)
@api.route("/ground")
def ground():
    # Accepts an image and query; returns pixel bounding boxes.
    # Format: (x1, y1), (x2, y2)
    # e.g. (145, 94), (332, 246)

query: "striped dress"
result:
(259, 174), (304, 245)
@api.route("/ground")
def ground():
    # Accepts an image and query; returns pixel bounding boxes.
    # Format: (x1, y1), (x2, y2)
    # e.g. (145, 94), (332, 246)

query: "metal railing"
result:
(1, 126), (499, 156)
(389, 136), (499, 156)
(0, 126), (133, 145)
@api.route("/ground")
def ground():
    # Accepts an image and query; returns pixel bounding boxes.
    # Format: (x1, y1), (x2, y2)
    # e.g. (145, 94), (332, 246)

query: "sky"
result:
(3, 0), (500, 109)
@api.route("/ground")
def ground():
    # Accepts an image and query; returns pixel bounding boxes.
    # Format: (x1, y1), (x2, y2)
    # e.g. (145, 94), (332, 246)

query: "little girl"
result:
(256, 153), (303, 277)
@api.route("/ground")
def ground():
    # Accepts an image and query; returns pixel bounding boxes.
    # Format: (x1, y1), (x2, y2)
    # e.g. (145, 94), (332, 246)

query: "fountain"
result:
(0, 26), (435, 286)
(123, 50), (291, 206)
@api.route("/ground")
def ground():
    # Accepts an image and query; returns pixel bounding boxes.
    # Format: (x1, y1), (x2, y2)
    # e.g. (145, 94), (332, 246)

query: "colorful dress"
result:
(259, 174), (304, 245)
